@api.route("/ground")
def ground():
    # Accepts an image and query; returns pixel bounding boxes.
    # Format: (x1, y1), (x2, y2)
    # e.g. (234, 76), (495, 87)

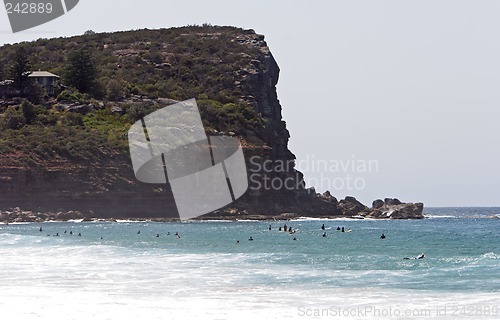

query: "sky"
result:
(1, 0), (499, 207)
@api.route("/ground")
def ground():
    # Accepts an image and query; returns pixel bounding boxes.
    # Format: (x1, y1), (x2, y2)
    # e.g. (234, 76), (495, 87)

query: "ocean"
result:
(0, 208), (499, 319)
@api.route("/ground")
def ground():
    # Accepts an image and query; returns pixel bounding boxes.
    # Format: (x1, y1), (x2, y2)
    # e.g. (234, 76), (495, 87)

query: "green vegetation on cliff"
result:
(1, 26), (263, 101)
(0, 26), (269, 165)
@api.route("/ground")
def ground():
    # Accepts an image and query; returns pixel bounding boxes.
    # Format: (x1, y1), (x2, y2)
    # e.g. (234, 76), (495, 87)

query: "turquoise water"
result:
(0, 208), (499, 319)
(2, 208), (499, 291)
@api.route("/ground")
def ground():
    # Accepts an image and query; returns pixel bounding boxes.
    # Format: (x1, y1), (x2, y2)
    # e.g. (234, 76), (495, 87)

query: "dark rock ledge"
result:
(0, 196), (423, 223)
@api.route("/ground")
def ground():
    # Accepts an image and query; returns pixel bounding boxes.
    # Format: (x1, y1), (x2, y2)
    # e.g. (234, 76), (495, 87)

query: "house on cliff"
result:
(28, 71), (60, 95)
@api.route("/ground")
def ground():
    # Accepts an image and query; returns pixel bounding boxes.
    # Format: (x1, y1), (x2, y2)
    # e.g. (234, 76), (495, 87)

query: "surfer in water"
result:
(380, 233), (386, 239)
(248, 236), (254, 241)
(404, 253), (425, 260)
(341, 227), (345, 232)
(269, 225), (272, 231)
(337, 227), (341, 231)
(321, 224), (325, 230)
(322, 232), (327, 237)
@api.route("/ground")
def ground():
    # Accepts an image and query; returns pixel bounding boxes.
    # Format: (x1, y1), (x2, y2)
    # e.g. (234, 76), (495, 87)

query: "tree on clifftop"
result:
(64, 49), (96, 94)
(9, 47), (31, 93)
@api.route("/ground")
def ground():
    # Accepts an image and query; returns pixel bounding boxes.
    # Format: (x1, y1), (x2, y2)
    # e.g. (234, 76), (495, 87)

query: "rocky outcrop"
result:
(372, 199), (385, 209)
(338, 196), (369, 216)
(365, 198), (424, 219)
(325, 196), (424, 219)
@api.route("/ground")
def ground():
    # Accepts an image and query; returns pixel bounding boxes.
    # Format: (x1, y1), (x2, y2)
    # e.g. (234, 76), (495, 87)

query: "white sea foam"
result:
(424, 215), (457, 219)
(189, 220), (234, 223)
(2, 221), (33, 225)
(292, 217), (378, 222)
(0, 281), (498, 320)
(481, 252), (500, 260)
(424, 214), (500, 219)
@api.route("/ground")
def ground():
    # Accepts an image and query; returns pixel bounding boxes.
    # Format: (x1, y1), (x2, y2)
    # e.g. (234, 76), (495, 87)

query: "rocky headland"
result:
(0, 26), (424, 222)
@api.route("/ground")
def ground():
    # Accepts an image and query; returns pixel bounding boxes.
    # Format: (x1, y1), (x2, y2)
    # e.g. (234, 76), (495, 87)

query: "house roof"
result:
(28, 71), (60, 78)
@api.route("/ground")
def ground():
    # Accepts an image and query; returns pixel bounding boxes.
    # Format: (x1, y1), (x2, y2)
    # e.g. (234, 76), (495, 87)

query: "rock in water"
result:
(367, 200), (424, 219)
(338, 196), (369, 216)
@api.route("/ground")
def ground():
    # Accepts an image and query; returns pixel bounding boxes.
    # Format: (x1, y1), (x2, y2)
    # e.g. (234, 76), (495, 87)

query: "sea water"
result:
(0, 208), (498, 320)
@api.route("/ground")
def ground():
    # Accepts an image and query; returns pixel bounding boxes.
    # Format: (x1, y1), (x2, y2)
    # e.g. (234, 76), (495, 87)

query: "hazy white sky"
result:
(1, 0), (499, 206)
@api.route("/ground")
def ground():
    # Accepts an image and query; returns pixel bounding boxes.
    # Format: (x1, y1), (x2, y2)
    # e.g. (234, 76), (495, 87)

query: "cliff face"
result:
(0, 27), (338, 219)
